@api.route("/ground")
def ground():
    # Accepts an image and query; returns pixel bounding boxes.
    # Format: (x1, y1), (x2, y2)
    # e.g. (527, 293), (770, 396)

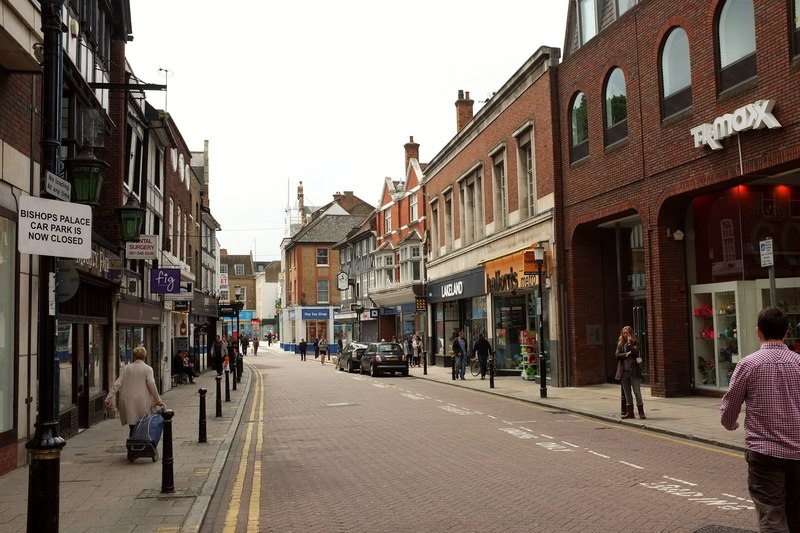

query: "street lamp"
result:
(116, 195), (145, 243)
(64, 148), (109, 205)
(534, 242), (547, 399)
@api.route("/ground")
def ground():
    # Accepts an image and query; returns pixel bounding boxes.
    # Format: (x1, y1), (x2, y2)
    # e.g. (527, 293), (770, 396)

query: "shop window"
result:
(0, 217), (15, 432)
(604, 67), (628, 146)
(717, 0), (756, 93)
(661, 27), (692, 117)
(570, 92), (589, 162)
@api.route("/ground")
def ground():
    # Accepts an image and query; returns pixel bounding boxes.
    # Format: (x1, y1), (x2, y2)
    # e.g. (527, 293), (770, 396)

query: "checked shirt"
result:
(721, 342), (800, 459)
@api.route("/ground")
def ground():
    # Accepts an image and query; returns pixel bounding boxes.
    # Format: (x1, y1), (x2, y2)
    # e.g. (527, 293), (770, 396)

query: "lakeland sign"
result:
(690, 99), (781, 151)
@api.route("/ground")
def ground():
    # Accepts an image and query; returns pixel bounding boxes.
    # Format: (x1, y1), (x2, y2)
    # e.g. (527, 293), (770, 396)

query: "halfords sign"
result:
(690, 99), (781, 151)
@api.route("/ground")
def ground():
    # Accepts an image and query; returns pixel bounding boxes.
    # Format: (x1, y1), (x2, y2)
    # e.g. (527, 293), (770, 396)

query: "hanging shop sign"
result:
(151, 268), (181, 293)
(126, 235), (157, 260)
(690, 99), (781, 151)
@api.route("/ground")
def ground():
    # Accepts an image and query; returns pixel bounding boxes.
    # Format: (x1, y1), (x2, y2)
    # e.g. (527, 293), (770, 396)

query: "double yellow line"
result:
(223, 360), (265, 532)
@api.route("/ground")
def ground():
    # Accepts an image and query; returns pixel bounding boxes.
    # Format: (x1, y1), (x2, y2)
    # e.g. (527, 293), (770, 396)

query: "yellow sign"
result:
(415, 297), (427, 311)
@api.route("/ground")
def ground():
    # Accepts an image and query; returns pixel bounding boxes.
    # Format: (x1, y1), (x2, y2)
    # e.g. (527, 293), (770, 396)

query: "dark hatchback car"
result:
(337, 342), (368, 373)
(359, 342), (408, 377)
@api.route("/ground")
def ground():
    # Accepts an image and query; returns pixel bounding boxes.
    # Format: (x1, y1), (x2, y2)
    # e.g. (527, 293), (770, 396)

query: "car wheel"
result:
(348, 361), (354, 373)
(371, 364), (379, 377)
(359, 363), (365, 375)
(402, 368), (409, 377)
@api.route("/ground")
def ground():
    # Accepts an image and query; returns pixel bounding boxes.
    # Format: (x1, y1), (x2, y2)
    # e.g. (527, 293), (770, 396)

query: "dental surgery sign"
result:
(18, 196), (92, 259)
(690, 99), (781, 151)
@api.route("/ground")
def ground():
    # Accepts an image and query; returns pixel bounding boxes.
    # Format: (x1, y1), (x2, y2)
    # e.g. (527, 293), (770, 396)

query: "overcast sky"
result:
(125, 1), (570, 262)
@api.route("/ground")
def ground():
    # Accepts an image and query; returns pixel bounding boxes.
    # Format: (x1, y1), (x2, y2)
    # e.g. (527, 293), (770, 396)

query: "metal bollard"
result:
(198, 388), (207, 443)
(237, 355), (243, 383)
(231, 362), (237, 391)
(620, 383), (626, 416)
(489, 357), (495, 389)
(224, 369), (231, 402)
(161, 409), (175, 493)
(215, 375), (222, 417)
(423, 350), (427, 375)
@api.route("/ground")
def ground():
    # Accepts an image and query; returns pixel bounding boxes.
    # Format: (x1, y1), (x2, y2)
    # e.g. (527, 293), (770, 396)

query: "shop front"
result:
(190, 291), (219, 372)
(56, 248), (116, 437)
(427, 267), (485, 366)
(117, 298), (162, 391)
(481, 250), (551, 377)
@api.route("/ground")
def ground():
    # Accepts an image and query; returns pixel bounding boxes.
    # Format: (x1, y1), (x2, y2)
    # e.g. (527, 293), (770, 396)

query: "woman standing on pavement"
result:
(252, 336), (260, 355)
(319, 337), (328, 365)
(104, 346), (164, 437)
(615, 325), (646, 419)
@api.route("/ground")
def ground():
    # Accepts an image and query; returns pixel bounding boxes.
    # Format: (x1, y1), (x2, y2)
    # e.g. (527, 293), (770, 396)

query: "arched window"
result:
(661, 27), (692, 117)
(570, 92), (589, 162)
(717, 0), (756, 92)
(604, 68), (627, 146)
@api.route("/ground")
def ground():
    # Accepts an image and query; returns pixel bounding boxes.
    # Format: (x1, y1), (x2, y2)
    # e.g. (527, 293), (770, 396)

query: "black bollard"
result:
(198, 388), (207, 443)
(215, 375), (222, 417)
(620, 382), (626, 416)
(231, 362), (237, 391)
(237, 354), (243, 383)
(489, 357), (495, 389)
(161, 409), (175, 493)
(224, 369), (230, 402)
(423, 350), (427, 375)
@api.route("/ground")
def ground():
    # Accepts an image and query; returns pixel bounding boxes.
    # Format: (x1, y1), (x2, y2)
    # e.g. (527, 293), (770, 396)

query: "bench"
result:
(171, 374), (182, 387)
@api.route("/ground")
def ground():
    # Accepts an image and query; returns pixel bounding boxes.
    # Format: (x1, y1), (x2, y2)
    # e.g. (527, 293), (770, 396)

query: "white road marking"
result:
(439, 405), (473, 415)
(401, 393), (425, 400)
(500, 427), (538, 439)
(540, 433), (554, 439)
(537, 442), (574, 452)
(487, 415), (497, 419)
(662, 475), (697, 486)
(326, 402), (349, 407)
(641, 482), (754, 511)
(587, 450), (610, 458)
(519, 426), (534, 432)
(722, 493), (754, 503)
(561, 441), (579, 448)
(619, 460), (644, 469)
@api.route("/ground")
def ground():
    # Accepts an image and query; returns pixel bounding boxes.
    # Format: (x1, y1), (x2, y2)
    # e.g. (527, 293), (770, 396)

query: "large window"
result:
(444, 191), (454, 251)
(317, 280), (329, 303)
(316, 248), (329, 266)
(661, 27), (692, 117)
(570, 92), (589, 162)
(604, 68), (628, 146)
(459, 168), (484, 245)
(493, 154), (507, 229)
(400, 244), (422, 282)
(384, 207), (392, 233)
(234, 264), (245, 276)
(717, 0), (756, 92)
(430, 203), (439, 257)
(0, 217), (15, 432)
(579, 0), (598, 44)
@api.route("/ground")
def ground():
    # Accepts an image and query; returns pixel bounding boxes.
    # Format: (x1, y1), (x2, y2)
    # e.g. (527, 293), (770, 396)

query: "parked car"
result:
(360, 342), (408, 377)
(337, 342), (368, 373)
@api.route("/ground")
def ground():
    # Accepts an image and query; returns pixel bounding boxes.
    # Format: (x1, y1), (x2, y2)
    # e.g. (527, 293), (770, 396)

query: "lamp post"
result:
(534, 242), (547, 399)
(26, 3), (67, 531)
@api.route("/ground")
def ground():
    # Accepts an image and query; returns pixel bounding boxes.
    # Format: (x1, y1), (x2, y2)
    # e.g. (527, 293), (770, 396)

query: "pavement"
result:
(0, 345), (744, 532)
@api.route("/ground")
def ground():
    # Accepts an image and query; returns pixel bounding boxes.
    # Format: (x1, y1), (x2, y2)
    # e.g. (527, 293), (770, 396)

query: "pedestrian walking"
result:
(212, 335), (224, 374)
(452, 330), (467, 380)
(267, 331), (273, 346)
(314, 337), (320, 359)
(104, 346), (164, 437)
(298, 338), (308, 361)
(412, 334), (423, 367)
(319, 337), (328, 365)
(721, 307), (800, 532)
(473, 333), (493, 379)
(615, 325), (645, 419)
(241, 333), (250, 356)
(252, 336), (260, 355)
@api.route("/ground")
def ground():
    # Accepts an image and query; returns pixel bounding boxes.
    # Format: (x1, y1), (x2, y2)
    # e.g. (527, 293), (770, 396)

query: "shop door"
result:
(620, 297), (648, 384)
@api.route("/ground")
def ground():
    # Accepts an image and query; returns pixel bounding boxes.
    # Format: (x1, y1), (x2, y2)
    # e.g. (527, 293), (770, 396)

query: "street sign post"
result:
(18, 196), (92, 259)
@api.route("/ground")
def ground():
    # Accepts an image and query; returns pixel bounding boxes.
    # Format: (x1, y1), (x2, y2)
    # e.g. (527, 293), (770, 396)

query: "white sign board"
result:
(126, 235), (157, 259)
(18, 196), (92, 259)
(760, 238), (774, 268)
(45, 171), (71, 202)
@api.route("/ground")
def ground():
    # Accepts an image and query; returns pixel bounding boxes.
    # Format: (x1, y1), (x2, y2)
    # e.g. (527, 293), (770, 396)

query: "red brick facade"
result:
(558, 1), (800, 396)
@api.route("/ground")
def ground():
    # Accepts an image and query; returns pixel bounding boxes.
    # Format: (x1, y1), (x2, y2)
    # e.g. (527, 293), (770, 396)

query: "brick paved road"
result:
(202, 355), (759, 533)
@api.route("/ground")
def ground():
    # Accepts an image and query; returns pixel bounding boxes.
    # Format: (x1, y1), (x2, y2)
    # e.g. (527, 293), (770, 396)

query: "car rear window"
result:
(378, 343), (402, 353)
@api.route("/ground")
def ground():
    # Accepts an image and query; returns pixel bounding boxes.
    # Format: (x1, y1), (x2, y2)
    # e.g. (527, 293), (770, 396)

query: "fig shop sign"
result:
(690, 99), (781, 151)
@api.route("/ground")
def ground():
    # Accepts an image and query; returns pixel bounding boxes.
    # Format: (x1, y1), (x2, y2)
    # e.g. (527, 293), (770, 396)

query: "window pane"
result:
(618, 0), (635, 15)
(662, 28), (691, 97)
(571, 93), (588, 146)
(580, 0), (598, 43)
(605, 68), (627, 127)
(719, 0), (755, 68)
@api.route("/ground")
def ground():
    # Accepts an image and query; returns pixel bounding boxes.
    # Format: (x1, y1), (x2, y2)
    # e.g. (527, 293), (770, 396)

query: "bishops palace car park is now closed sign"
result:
(18, 196), (92, 260)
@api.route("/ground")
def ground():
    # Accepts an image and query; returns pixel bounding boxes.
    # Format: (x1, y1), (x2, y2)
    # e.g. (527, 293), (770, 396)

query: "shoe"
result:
(481, 376), (485, 380)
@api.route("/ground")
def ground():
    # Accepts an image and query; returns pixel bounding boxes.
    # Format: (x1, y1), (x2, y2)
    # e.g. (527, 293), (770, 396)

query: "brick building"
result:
(423, 47), (561, 375)
(558, 0), (800, 396)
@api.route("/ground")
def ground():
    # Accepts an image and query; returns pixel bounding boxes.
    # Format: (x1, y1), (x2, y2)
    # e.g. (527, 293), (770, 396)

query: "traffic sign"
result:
(759, 238), (773, 268)
(45, 171), (71, 202)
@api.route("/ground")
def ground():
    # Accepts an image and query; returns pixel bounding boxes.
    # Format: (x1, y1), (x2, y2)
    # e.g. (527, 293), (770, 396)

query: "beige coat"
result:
(105, 360), (162, 425)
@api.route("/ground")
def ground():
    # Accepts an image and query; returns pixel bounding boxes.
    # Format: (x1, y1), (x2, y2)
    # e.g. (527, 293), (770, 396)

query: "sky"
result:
(125, 1), (570, 262)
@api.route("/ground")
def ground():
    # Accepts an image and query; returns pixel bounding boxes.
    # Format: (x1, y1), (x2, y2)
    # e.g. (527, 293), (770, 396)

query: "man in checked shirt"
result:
(721, 307), (800, 532)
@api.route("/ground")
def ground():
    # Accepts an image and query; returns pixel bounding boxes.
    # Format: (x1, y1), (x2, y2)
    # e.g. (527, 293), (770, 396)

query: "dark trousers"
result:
(746, 449), (800, 532)
(300, 349), (307, 361)
(479, 356), (488, 377)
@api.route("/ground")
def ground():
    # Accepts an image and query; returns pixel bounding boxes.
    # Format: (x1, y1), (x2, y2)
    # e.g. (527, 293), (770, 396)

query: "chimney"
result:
(455, 90), (474, 133)
(298, 181), (306, 226)
(333, 191), (344, 202)
(404, 135), (420, 171)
